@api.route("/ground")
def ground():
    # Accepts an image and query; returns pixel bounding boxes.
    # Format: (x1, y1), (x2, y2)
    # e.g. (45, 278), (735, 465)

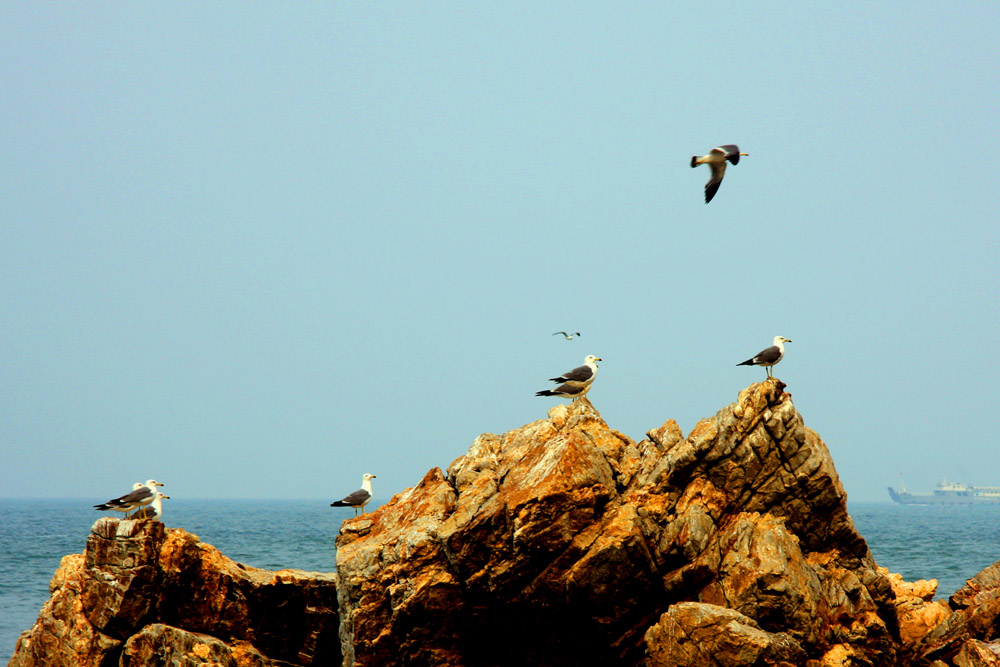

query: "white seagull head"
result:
(584, 355), (602, 365)
(773, 336), (792, 347)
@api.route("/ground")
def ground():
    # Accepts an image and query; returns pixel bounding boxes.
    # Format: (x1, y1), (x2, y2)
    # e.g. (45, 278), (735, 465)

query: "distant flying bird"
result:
(536, 354), (601, 401)
(552, 331), (581, 340)
(94, 479), (164, 518)
(691, 144), (748, 203)
(737, 336), (792, 378)
(331, 473), (376, 516)
(130, 493), (170, 521)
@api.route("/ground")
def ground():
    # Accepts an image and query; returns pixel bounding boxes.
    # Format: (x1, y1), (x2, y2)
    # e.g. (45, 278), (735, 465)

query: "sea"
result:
(3, 499), (1000, 660)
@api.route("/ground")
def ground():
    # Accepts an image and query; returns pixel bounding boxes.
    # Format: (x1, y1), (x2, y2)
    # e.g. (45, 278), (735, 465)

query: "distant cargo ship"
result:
(888, 481), (1000, 505)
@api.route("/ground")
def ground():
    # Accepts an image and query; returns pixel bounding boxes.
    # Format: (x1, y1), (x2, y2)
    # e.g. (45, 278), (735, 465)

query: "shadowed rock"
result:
(9, 519), (339, 667)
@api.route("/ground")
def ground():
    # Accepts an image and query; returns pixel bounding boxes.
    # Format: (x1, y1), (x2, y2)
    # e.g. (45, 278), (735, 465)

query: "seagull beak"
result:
(596, 357), (603, 361)
(785, 338), (792, 343)
(741, 152), (749, 156)
(162, 495), (170, 500)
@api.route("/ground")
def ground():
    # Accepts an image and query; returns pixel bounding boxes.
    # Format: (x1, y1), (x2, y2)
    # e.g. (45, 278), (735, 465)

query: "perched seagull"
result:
(552, 331), (581, 340)
(94, 480), (164, 518)
(546, 355), (601, 387)
(690, 144), (748, 203)
(93, 483), (144, 517)
(536, 354), (601, 401)
(131, 493), (170, 521)
(737, 336), (792, 378)
(331, 473), (376, 516)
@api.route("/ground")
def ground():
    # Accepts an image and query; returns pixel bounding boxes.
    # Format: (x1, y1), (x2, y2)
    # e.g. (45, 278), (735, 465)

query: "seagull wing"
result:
(100, 486), (153, 508)
(753, 345), (782, 364)
(537, 382), (586, 397)
(550, 364), (594, 383)
(332, 489), (371, 507)
(705, 162), (727, 203)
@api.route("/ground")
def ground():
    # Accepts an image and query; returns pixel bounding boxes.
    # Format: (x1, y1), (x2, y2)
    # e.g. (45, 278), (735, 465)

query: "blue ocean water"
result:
(2, 500), (999, 660)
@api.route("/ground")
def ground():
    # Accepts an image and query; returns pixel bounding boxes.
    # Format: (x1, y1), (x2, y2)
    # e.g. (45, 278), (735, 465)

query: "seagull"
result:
(690, 144), (748, 203)
(536, 354), (601, 400)
(93, 483), (144, 517)
(547, 354), (601, 386)
(130, 493), (170, 521)
(94, 480), (164, 518)
(331, 473), (376, 516)
(737, 336), (792, 378)
(552, 331), (581, 340)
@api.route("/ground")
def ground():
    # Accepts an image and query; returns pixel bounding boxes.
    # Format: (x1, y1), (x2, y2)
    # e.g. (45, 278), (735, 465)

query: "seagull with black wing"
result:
(737, 336), (792, 378)
(536, 354), (601, 401)
(94, 479), (164, 518)
(552, 331), (581, 340)
(331, 473), (376, 516)
(131, 493), (170, 521)
(691, 144), (748, 203)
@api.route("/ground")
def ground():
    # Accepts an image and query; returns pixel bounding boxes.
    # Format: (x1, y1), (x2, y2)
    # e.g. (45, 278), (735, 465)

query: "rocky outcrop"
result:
(903, 561), (1000, 665)
(13, 379), (1000, 666)
(9, 519), (339, 667)
(334, 379), (1000, 666)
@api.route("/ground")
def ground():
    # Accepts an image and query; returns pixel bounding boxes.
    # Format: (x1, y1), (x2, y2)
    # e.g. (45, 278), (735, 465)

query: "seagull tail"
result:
(690, 156), (699, 168)
(535, 390), (555, 397)
(330, 501), (348, 507)
(736, 359), (755, 366)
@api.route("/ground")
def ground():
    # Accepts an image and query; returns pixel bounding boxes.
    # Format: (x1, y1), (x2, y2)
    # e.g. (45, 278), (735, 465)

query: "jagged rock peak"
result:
(333, 379), (902, 666)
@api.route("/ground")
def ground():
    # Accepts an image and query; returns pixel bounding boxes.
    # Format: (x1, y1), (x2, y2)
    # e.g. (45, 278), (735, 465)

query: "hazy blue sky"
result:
(2, 3), (997, 503)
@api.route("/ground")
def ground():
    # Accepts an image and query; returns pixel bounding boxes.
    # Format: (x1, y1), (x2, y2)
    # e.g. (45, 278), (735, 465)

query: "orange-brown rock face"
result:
(14, 380), (1000, 666)
(335, 379), (905, 666)
(9, 519), (339, 667)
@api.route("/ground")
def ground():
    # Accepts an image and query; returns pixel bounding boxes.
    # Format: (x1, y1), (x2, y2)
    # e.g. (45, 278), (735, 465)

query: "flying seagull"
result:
(737, 336), (792, 378)
(690, 144), (748, 203)
(552, 331), (581, 340)
(94, 479), (164, 518)
(536, 354), (601, 400)
(130, 493), (170, 521)
(331, 473), (376, 516)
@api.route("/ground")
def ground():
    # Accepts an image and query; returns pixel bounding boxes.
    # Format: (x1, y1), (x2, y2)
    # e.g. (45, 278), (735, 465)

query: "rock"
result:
(877, 566), (950, 647)
(9, 519), (339, 667)
(909, 558), (1000, 665)
(642, 602), (806, 666)
(15, 379), (1000, 666)
(952, 639), (1000, 667)
(334, 380), (901, 665)
(120, 624), (278, 667)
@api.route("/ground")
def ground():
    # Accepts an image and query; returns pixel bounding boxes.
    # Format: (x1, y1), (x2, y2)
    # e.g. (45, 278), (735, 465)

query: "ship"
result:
(887, 480), (1000, 505)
